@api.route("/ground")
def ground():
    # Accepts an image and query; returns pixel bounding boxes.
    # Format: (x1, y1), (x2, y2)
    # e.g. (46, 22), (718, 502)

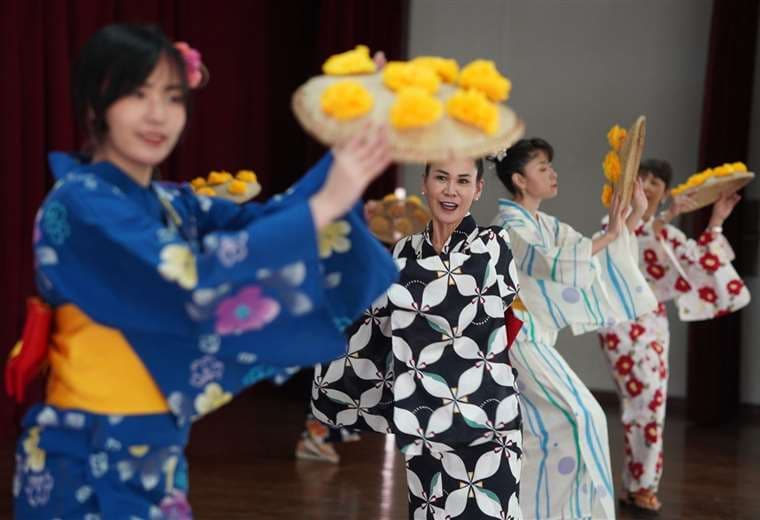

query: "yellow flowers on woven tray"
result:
(668, 162), (754, 211)
(671, 162), (748, 195)
(599, 117), (646, 208)
(292, 45), (525, 163)
(600, 125), (626, 207)
(367, 188), (431, 244)
(191, 170), (262, 203)
(319, 48), (508, 134)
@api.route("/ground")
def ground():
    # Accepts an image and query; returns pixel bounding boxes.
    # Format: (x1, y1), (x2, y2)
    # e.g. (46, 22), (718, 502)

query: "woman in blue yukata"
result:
(8, 23), (398, 519)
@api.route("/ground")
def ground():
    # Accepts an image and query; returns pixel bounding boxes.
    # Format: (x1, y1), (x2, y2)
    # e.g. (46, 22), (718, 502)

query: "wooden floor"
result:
(2, 387), (760, 519)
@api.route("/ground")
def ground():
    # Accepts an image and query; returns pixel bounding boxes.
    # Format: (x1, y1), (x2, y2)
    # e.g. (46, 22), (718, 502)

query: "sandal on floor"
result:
(619, 489), (662, 516)
(295, 437), (340, 464)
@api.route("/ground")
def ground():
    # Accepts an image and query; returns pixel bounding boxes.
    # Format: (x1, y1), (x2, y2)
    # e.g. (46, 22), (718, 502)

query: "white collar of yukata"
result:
(419, 214), (479, 258)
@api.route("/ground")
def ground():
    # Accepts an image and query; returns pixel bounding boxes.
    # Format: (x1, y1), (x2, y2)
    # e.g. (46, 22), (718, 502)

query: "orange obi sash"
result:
(46, 305), (169, 414)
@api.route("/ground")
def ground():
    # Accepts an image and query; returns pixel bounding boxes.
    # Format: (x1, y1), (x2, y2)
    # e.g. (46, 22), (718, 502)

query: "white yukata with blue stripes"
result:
(493, 199), (657, 520)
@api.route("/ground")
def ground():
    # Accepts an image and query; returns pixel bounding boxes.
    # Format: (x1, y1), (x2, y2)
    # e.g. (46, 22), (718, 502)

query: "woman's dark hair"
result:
(638, 158), (673, 188)
(72, 23), (190, 146)
(424, 158), (485, 180)
(491, 137), (554, 196)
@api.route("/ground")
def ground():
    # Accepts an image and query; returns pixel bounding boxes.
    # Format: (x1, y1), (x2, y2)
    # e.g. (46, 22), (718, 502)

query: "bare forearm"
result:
(591, 232), (615, 255)
(626, 211), (644, 233)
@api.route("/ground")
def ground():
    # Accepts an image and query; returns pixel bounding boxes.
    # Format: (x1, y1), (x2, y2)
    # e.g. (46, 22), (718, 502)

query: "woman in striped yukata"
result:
(490, 138), (657, 519)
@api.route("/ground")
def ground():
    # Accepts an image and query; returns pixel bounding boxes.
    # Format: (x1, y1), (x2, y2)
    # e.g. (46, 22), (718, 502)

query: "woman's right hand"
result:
(310, 124), (392, 230)
(606, 190), (626, 239)
(593, 190), (627, 255)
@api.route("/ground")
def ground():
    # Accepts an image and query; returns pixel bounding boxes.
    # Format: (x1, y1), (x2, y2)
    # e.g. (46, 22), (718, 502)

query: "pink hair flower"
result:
(174, 41), (205, 89)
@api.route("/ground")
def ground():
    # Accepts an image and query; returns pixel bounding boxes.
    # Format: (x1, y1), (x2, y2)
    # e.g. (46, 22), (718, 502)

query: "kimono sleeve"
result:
(665, 226), (751, 320)
(35, 178), (322, 338)
(505, 217), (595, 288)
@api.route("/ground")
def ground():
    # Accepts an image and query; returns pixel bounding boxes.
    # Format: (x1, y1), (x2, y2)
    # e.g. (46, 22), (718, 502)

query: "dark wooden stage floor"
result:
(2, 386), (759, 519)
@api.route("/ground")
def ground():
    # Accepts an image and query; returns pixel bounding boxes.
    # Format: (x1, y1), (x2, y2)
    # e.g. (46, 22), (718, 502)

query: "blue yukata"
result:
(13, 152), (398, 519)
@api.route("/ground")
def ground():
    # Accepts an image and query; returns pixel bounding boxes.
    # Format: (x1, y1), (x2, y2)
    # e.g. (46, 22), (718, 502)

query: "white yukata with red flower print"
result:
(597, 217), (750, 494)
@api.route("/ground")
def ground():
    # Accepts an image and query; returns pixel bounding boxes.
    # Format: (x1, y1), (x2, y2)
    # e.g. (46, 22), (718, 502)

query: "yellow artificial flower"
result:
(319, 220), (352, 259)
(603, 151), (622, 183)
(607, 125), (628, 152)
(446, 88), (500, 135)
(382, 61), (441, 95)
(406, 194), (423, 206)
(390, 87), (444, 130)
(236, 170), (258, 183)
(732, 161), (748, 172)
(207, 171), (232, 185)
(412, 56), (459, 83)
(601, 183), (613, 208)
(227, 180), (248, 195)
(458, 60), (511, 102)
(196, 187), (216, 197)
(194, 383), (232, 415)
(713, 164), (732, 177)
(692, 171), (710, 185)
(321, 81), (374, 120)
(322, 45), (376, 75)
(190, 177), (206, 189)
(23, 427), (46, 472)
(158, 244), (198, 289)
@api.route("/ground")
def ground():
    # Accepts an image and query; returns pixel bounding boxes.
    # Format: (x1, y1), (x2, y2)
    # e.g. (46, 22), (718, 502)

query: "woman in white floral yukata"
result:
(597, 158), (750, 514)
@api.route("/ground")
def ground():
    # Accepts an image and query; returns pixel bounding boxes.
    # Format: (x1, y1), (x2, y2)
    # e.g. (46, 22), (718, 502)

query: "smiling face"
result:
(96, 55), (187, 176)
(639, 170), (669, 212)
(512, 149), (558, 201)
(422, 158), (483, 228)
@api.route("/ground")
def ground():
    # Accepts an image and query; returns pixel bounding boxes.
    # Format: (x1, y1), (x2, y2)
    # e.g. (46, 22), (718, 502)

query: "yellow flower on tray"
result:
(458, 60), (511, 102)
(321, 80), (374, 120)
(190, 177), (206, 189)
(382, 61), (441, 95)
(713, 164), (732, 177)
(607, 125), (628, 152)
(322, 45), (376, 75)
(601, 183), (613, 208)
(390, 87), (443, 130)
(603, 151), (622, 183)
(412, 56), (459, 83)
(227, 180), (247, 195)
(196, 187), (216, 197)
(236, 170), (258, 183)
(207, 171), (232, 185)
(446, 88), (500, 135)
(732, 162), (747, 172)
(406, 194), (423, 206)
